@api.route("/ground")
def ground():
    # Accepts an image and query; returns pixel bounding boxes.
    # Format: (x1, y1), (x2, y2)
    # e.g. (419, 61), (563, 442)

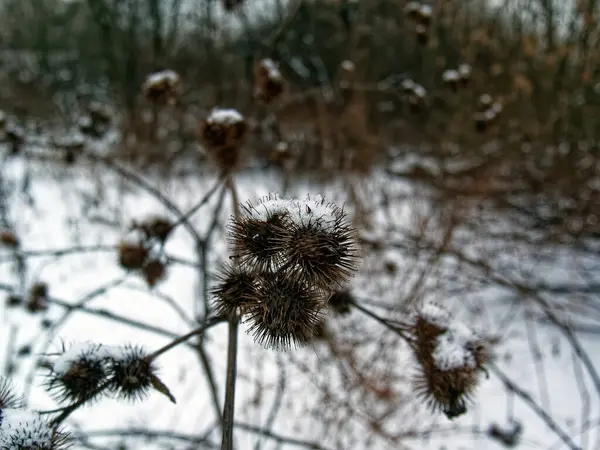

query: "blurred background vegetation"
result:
(0, 0), (598, 243)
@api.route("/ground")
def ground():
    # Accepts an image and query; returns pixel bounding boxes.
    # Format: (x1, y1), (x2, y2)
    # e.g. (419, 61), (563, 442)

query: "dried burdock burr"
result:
(404, 1), (421, 20)
(244, 271), (326, 351)
(458, 64), (472, 87)
(142, 259), (167, 287)
(417, 4), (433, 26)
(108, 345), (174, 403)
(0, 409), (71, 449)
(211, 263), (259, 318)
(327, 290), (354, 316)
(442, 70), (460, 91)
(134, 216), (173, 243)
(254, 58), (285, 104)
(282, 196), (361, 290)
(401, 79), (416, 94)
(477, 93), (494, 110)
(0, 229), (19, 248)
(46, 342), (110, 404)
(118, 241), (149, 271)
(415, 24), (429, 45)
(410, 302), (490, 419)
(0, 377), (23, 408)
(228, 194), (292, 272)
(27, 282), (49, 313)
(142, 70), (183, 105)
(200, 108), (247, 172)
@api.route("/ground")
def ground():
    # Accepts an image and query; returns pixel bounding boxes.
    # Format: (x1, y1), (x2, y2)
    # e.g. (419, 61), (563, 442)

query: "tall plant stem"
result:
(221, 175), (240, 450)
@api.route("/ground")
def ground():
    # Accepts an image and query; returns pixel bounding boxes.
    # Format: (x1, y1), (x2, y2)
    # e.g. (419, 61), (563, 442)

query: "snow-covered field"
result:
(1, 152), (599, 450)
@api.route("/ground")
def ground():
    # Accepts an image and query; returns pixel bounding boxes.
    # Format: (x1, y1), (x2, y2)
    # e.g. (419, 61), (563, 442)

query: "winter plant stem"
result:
(221, 175), (241, 450)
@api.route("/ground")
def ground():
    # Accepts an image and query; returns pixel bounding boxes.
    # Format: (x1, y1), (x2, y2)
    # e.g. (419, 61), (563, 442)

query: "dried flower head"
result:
(404, 1), (421, 20)
(142, 70), (183, 105)
(415, 24), (429, 45)
(200, 108), (247, 171)
(228, 195), (292, 272)
(417, 4), (433, 25)
(107, 345), (162, 402)
(211, 263), (259, 318)
(0, 230), (19, 248)
(27, 282), (49, 313)
(254, 58), (285, 104)
(458, 64), (472, 86)
(134, 216), (173, 243)
(0, 409), (71, 449)
(118, 241), (149, 271)
(477, 93), (494, 110)
(142, 259), (167, 287)
(245, 271), (326, 350)
(327, 290), (354, 316)
(0, 378), (22, 409)
(47, 342), (110, 404)
(411, 302), (490, 419)
(442, 70), (460, 91)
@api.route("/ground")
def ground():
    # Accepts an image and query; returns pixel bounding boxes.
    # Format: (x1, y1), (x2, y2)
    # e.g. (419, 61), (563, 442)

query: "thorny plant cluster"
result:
(0, 61), (496, 449)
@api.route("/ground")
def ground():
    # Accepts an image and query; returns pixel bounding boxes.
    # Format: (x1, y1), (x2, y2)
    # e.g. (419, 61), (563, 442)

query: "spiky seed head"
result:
(228, 195), (292, 272)
(404, 2), (420, 19)
(327, 290), (354, 316)
(282, 196), (361, 290)
(134, 216), (173, 243)
(254, 58), (285, 104)
(0, 378), (23, 409)
(411, 303), (490, 419)
(211, 263), (260, 318)
(244, 271), (326, 351)
(142, 70), (183, 105)
(118, 241), (149, 271)
(417, 4), (433, 25)
(415, 24), (429, 45)
(200, 108), (247, 172)
(0, 409), (71, 449)
(47, 347), (109, 404)
(142, 259), (167, 287)
(26, 282), (49, 314)
(0, 230), (19, 248)
(108, 345), (157, 402)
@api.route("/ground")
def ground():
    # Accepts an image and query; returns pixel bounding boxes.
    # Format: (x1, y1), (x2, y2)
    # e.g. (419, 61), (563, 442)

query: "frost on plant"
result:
(0, 379), (70, 450)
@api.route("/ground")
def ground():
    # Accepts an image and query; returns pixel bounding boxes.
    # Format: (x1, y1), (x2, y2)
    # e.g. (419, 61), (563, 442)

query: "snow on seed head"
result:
(0, 409), (70, 449)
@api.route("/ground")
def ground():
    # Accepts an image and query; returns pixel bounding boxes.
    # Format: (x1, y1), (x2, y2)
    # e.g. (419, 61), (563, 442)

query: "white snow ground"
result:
(0, 153), (599, 450)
